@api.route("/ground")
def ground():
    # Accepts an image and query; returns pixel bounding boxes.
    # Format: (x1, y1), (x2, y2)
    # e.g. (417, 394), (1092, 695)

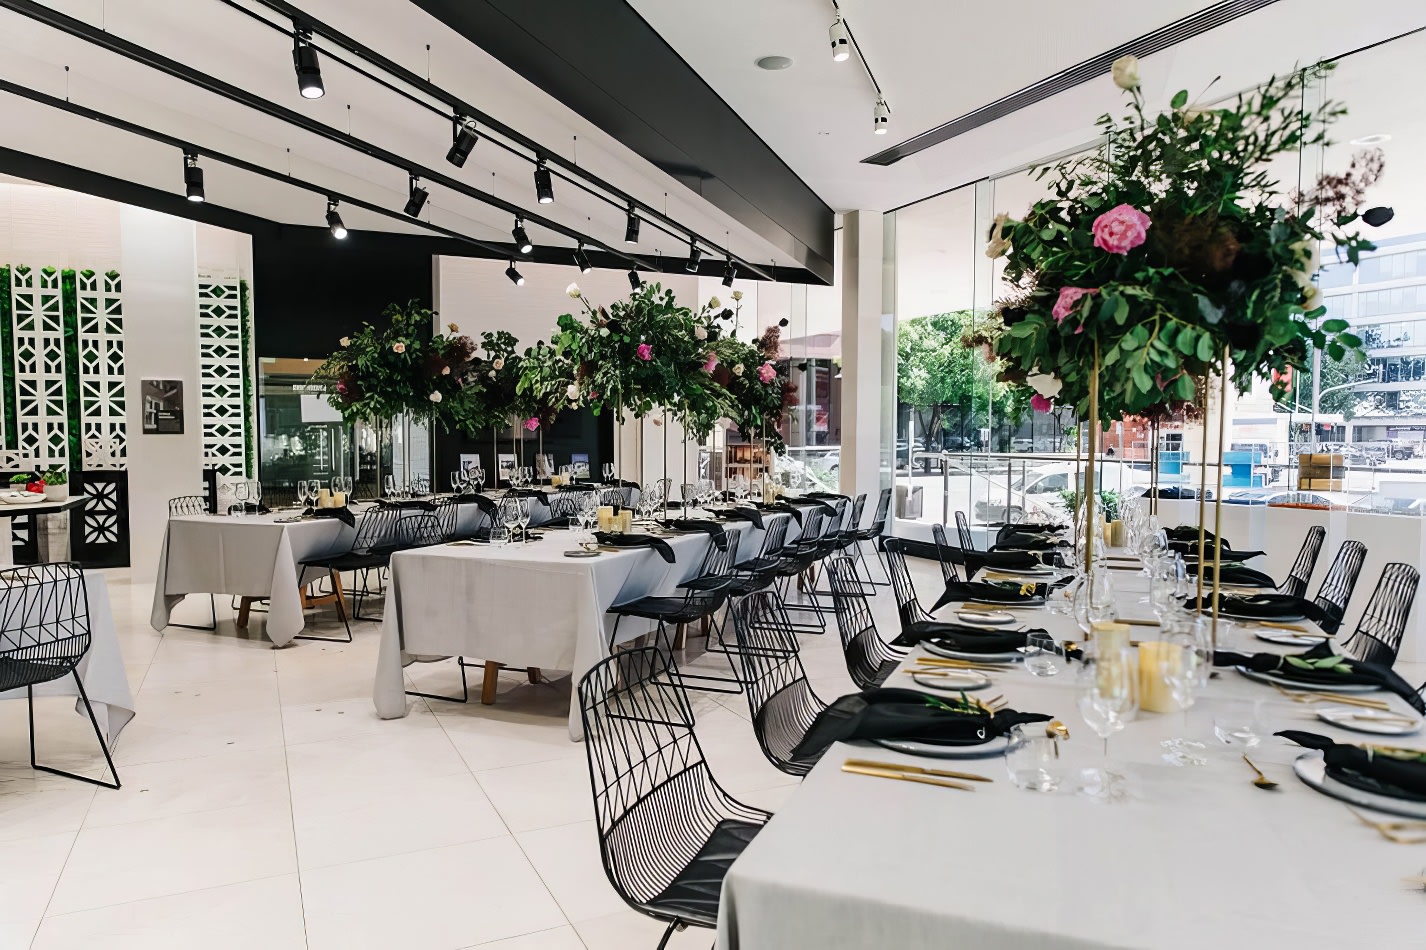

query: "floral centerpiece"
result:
(708, 294), (797, 453)
(979, 57), (1379, 421)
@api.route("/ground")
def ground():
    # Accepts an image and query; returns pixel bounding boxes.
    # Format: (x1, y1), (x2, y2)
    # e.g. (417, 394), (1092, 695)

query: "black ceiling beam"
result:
(410, 0), (835, 285)
(0, 0), (662, 273)
(221, 0), (778, 283)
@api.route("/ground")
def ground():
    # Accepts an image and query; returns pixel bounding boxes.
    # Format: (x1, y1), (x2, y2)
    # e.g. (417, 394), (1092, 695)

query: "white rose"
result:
(429, 391), (443, 403)
(708, 296), (721, 310)
(488, 370), (497, 379)
(599, 327), (610, 337)
(447, 323), (459, 333)
(985, 213), (1012, 259)
(1027, 372), (1062, 399)
(1111, 55), (1139, 90)
(566, 383), (580, 401)
(694, 326), (708, 340)
(732, 363), (745, 377)
(441, 366), (451, 375)
(492, 358), (505, 370)
(339, 336), (350, 347)
(565, 283), (581, 299)
(730, 290), (743, 302)
(392, 342), (406, 354)
(1303, 285), (1323, 311)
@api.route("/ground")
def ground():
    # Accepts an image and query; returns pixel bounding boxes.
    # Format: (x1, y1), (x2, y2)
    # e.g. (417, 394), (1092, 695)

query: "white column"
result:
(121, 207), (203, 577)
(840, 210), (884, 502)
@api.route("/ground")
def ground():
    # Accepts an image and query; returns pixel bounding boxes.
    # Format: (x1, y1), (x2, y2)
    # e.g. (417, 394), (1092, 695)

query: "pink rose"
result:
(636, 343), (653, 361)
(1051, 286), (1098, 324)
(702, 353), (718, 373)
(1030, 394), (1053, 413)
(757, 362), (776, 383)
(523, 417), (540, 432)
(1091, 203), (1150, 255)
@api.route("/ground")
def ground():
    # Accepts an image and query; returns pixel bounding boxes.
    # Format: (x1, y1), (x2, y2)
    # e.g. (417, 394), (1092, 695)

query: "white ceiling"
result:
(630, 0), (1426, 212)
(0, 0), (800, 273)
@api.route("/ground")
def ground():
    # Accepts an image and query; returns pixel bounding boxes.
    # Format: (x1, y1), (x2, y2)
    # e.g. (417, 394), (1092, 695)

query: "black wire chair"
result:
(165, 495), (218, 631)
(882, 537), (934, 632)
(435, 495), (494, 541)
(827, 555), (906, 689)
(770, 508), (831, 634)
(931, 523), (962, 584)
(297, 506), (412, 642)
(1339, 562), (1420, 668)
(848, 487), (892, 586)
(955, 510), (977, 553)
(1278, 525), (1326, 599)
(729, 591), (829, 776)
(1, 563), (119, 789)
(578, 647), (770, 950)
(1311, 540), (1368, 635)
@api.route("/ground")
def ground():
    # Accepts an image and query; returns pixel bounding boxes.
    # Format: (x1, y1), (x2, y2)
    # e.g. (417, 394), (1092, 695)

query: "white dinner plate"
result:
(870, 734), (1013, 759)
(956, 610), (1016, 626)
(1, 492), (46, 505)
(1235, 665), (1383, 693)
(923, 641), (1023, 663)
(985, 566), (1057, 577)
(1316, 705), (1423, 736)
(1219, 607), (1308, 622)
(910, 670), (992, 692)
(1292, 751), (1426, 820)
(1254, 631), (1332, 648)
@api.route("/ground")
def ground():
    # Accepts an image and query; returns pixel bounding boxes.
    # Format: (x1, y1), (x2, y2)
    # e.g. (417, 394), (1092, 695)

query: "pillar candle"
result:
(317, 488), (332, 508)
(1137, 641), (1181, 713)
(597, 506), (614, 532)
(333, 492), (347, 508)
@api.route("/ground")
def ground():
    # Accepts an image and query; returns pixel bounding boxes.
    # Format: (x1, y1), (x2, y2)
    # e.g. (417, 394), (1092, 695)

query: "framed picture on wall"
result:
(141, 379), (184, 434)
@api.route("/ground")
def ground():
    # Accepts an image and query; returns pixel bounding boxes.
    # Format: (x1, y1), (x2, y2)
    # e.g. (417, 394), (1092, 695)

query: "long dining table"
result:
(717, 569), (1426, 949)
(374, 514), (789, 739)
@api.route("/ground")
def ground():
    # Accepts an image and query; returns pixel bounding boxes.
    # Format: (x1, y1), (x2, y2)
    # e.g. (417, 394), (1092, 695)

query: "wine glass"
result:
(251, 480), (263, 512)
(233, 480), (249, 515)
(384, 474), (395, 498)
(602, 462), (616, 484)
(1076, 646), (1137, 756)
(680, 482), (696, 518)
(515, 496), (532, 542)
(500, 496), (525, 543)
(1072, 569), (1115, 634)
(296, 480), (310, 511)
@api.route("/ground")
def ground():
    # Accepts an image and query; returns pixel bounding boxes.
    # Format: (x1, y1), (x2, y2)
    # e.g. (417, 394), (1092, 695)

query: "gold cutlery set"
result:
(841, 758), (991, 792)
(1348, 808), (1426, 845)
(1269, 683), (1400, 712)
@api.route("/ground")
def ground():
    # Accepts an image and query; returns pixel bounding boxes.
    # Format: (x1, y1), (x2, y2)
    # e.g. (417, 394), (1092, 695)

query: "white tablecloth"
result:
(718, 572), (1426, 949)
(374, 523), (756, 739)
(150, 513), (352, 646)
(2, 573), (135, 744)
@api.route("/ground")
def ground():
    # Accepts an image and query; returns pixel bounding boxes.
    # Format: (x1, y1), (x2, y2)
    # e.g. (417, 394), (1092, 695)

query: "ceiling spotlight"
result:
(1350, 133), (1392, 146)
(573, 243), (592, 274)
(873, 97), (890, 135)
(403, 176), (428, 217)
(183, 152), (204, 203)
(325, 198), (346, 239)
(628, 269), (643, 290)
(829, 17), (850, 62)
(446, 116), (479, 168)
(686, 241), (703, 273)
(292, 31), (324, 99)
(505, 261), (525, 286)
(534, 159), (554, 204)
(722, 259), (737, 288)
(512, 217), (533, 254)
(624, 207), (641, 244)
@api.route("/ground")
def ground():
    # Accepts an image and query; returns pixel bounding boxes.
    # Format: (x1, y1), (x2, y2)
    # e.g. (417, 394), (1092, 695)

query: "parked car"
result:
(1010, 438), (1034, 452)
(1222, 487), (1366, 508)
(972, 460), (1144, 523)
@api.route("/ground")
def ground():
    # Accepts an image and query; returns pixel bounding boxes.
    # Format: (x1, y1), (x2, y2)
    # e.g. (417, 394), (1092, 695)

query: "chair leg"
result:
(406, 656), (470, 704)
(167, 593), (217, 632)
(28, 674), (120, 790)
(655, 919), (686, 950)
(296, 569), (354, 643)
(480, 661), (501, 705)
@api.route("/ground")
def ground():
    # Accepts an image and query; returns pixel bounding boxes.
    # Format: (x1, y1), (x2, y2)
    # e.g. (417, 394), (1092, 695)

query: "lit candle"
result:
(597, 505), (614, 532)
(1137, 641), (1181, 713)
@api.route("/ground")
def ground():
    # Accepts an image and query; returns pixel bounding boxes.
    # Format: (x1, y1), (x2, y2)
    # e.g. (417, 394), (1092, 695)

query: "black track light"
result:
(292, 32), (324, 99)
(722, 259), (737, 287)
(628, 269), (642, 290)
(534, 159), (554, 204)
(573, 243), (592, 274)
(624, 207), (640, 244)
(404, 176), (428, 217)
(446, 116), (479, 168)
(183, 152), (204, 203)
(685, 241), (703, 273)
(512, 217), (533, 254)
(326, 199), (346, 239)
(505, 261), (525, 286)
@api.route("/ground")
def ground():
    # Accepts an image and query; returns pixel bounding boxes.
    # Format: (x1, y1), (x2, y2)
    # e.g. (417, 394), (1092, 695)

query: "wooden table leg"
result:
(236, 597), (254, 627)
(481, 661), (501, 705)
(673, 623), (687, 650)
(526, 667), (541, 685)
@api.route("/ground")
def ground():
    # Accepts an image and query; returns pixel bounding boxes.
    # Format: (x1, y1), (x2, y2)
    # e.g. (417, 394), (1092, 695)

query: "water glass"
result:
(1023, 632), (1060, 677)
(1213, 699), (1268, 748)
(1005, 727), (1063, 792)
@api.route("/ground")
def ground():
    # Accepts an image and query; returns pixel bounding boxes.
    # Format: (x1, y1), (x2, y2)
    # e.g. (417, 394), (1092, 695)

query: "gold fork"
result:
(1348, 808), (1426, 844)
(1270, 683), (1391, 710)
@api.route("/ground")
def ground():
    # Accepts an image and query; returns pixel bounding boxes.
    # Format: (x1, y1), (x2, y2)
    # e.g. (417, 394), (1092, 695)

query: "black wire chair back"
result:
(1340, 562), (1420, 668)
(434, 497), (462, 540)
(843, 493), (867, 536)
(400, 511), (448, 548)
(755, 514), (790, 561)
(955, 510), (977, 553)
(167, 495), (210, 516)
(866, 488), (891, 538)
(931, 523), (961, 583)
(730, 591), (828, 775)
(1279, 525), (1326, 599)
(827, 556), (904, 689)
(577, 647), (770, 938)
(0, 563), (91, 693)
(882, 538), (932, 629)
(1312, 540), (1368, 635)
(548, 491), (587, 523)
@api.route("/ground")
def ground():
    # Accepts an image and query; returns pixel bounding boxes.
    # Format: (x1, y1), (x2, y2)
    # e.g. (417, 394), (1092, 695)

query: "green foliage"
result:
(987, 62), (1376, 423)
(900, 311), (1030, 440)
(1057, 488), (1123, 522)
(42, 466), (67, 485)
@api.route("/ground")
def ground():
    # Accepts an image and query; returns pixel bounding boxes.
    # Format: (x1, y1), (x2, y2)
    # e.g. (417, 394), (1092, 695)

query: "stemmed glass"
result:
(499, 496), (525, 543)
(333, 475), (352, 500)
(250, 480), (263, 512)
(1076, 646), (1138, 755)
(602, 462), (616, 484)
(233, 480), (249, 516)
(450, 470), (467, 495)
(297, 479), (310, 512)
(1072, 569), (1116, 634)
(384, 474), (395, 498)
(680, 482), (696, 518)
(516, 496), (532, 542)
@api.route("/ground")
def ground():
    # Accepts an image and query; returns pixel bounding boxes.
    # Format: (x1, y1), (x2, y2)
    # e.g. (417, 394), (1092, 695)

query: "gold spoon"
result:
(1242, 755), (1279, 790)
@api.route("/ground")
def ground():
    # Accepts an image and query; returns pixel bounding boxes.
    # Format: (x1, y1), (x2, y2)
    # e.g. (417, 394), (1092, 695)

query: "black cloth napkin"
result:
(594, 532), (676, 563)
(1186, 562), (1277, 588)
(891, 620), (1036, 652)
(505, 488), (551, 505)
(458, 494), (500, 517)
(783, 496), (836, 513)
(992, 531), (1069, 553)
(806, 491), (852, 503)
(1277, 731), (1426, 800)
(1175, 545), (1266, 563)
(1167, 525), (1224, 546)
(711, 506), (764, 529)
(1186, 592), (1321, 622)
(757, 502), (803, 524)
(964, 549), (1049, 572)
(931, 580), (1047, 612)
(227, 502), (271, 514)
(663, 519), (729, 550)
(791, 687), (1053, 760)
(312, 506), (355, 528)
(376, 498), (438, 511)
(1215, 641), (1425, 712)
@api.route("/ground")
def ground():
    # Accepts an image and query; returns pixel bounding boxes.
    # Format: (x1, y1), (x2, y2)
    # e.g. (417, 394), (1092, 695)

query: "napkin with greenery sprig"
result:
(1277, 731), (1426, 800)
(931, 579), (1047, 612)
(1215, 641), (1425, 712)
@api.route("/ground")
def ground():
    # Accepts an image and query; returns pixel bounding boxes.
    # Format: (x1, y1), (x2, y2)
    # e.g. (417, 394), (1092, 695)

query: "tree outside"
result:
(897, 311), (1031, 449)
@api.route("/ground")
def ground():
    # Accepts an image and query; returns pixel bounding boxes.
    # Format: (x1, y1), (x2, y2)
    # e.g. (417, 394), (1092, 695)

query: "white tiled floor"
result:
(1, 560), (918, 949)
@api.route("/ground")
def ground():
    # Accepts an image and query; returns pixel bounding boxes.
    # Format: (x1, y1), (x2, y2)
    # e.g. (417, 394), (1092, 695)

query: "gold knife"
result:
(841, 762), (975, 791)
(843, 758), (992, 783)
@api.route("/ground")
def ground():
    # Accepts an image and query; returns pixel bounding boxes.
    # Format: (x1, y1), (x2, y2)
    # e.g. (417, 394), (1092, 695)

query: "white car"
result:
(973, 461), (1145, 523)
